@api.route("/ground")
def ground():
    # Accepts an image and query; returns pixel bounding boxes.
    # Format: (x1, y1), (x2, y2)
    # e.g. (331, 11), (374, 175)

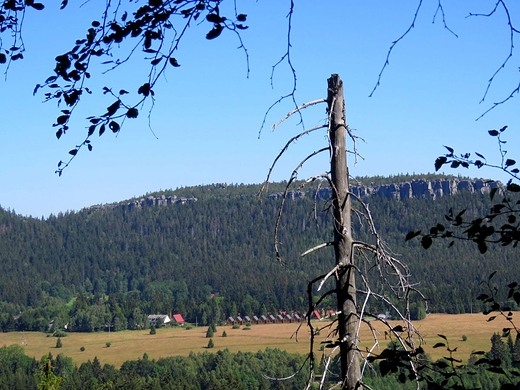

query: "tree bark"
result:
(327, 74), (361, 389)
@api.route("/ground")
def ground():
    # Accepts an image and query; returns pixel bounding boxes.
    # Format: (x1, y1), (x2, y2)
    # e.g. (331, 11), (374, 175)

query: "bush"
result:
(462, 334), (468, 342)
(206, 326), (214, 338)
(80, 346), (85, 352)
(243, 326), (251, 330)
(150, 325), (156, 335)
(53, 330), (67, 338)
(246, 322), (251, 327)
(207, 338), (214, 349)
(56, 337), (62, 348)
(232, 324), (240, 329)
(105, 342), (111, 348)
(185, 325), (193, 330)
(222, 330), (227, 337)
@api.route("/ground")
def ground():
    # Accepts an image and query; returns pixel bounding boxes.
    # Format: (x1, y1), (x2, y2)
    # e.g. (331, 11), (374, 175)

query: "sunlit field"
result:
(0, 313), (513, 367)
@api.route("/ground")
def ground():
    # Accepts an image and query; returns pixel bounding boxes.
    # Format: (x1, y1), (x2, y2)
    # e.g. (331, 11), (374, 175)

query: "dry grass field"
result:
(0, 313), (515, 367)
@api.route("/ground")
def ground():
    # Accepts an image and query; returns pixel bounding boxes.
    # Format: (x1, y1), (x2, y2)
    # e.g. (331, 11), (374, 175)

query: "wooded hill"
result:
(0, 174), (517, 332)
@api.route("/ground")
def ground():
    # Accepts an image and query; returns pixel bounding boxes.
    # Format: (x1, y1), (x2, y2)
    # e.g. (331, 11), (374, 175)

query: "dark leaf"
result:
(30, 2), (45, 10)
(489, 271), (497, 280)
(507, 183), (520, 192)
(478, 241), (487, 254)
(487, 366), (506, 375)
(405, 231), (421, 241)
(444, 145), (454, 154)
(392, 325), (404, 332)
(119, 90), (129, 95)
(105, 100), (121, 116)
(0, 53), (6, 64)
(513, 291), (520, 305)
(56, 115), (69, 125)
(433, 342), (445, 348)
(434, 156), (448, 171)
(505, 159), (516, 167)
(126, 107), (139, 118)
(236, 13), (247, 22)
(421, 235), (432, 249)
(490, 187), (498, 200)
(450, 161), (460, 169)
(99, 124), (105, 136)
(151, 58), (162, 66)
(206, 14), (226, 23)
(87, 144), (93, 151)
(487, 316), (496, 322)
(236, 24), (248, 30)
(206, 24), (224, 40)
(88, 125), (95, 136)
(56, 129), (62, 139)
(109, 121), (120, 132)
(488, 130), (500, 136)
(438, 334), (447, 340)
(68, 149), (78, 156)
(138, 83), (151, 96)
(169, 57), (181, 67)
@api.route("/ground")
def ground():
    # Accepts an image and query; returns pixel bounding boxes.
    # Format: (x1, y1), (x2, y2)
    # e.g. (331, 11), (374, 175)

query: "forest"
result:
(0, 174), (518, 334)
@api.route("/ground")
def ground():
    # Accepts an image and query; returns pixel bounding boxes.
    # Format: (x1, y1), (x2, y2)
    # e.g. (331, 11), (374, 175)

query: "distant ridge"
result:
(267, 177), (501, 201)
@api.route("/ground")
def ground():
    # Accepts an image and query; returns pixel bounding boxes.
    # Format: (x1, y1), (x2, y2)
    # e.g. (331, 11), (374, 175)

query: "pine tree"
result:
(55, 337), (62, 349)
(207, 339), (214, 349)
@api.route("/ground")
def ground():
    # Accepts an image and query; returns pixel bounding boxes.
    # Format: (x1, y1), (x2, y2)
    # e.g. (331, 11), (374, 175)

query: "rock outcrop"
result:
(120, 195), (197, 211)
(268, 178), (501, 201)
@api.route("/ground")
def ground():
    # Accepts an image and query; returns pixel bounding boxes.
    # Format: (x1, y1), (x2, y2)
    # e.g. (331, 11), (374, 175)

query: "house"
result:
(252, 315), (259, 324)
(172, 313), (185, 326)
(226, 316), (236, 325)
(148, 314), (171, 327)
(260, 315), (268, 324)
(268, 314), (276, 323)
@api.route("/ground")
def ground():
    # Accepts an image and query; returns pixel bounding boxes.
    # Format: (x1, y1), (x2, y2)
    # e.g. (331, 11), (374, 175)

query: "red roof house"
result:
(172, 314), (185, 325)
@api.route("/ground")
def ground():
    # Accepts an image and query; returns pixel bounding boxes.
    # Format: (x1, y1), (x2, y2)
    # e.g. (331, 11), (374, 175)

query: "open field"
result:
(0, 313), (515, 367)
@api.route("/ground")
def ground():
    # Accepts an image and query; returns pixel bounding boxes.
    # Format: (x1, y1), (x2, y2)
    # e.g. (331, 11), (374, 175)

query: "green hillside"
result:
(0, 174), (516, 332)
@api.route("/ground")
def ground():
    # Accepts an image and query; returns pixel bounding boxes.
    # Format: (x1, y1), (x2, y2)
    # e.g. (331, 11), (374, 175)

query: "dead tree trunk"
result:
(327, 74), (361, 389)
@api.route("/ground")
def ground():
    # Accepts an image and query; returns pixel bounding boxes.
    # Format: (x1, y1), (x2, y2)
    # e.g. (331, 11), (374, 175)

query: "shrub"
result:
(150, 325), (156, 335)
(243, 326), (251, 330)
(80, 346), (85, 352)
(246, 322), (251, 327)
(105, 342), (111, 348)
(185, 325), (193, 330)
(207, 338), (214, 349)
(56, 337), (62, 348)
(222, 330), (227, 337)
(462, 335), (468, 342)
(232, 324), (240, 329)
(206, 326), (214, 338)
(53, 330), (67, 338)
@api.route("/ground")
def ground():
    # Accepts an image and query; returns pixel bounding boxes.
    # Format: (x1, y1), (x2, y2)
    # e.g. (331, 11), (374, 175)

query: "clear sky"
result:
(1, 1), (519, 218)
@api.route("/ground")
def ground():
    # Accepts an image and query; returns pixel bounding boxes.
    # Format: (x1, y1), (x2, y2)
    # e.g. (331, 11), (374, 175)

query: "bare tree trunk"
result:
(327, 74), (361, 389)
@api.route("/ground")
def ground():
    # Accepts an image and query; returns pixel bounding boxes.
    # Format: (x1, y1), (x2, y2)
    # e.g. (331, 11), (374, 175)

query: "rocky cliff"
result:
(267, 178), (501, 201)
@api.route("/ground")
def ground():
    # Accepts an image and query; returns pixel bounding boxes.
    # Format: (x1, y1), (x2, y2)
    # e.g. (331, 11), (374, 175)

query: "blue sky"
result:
(1, 1), (519, 218)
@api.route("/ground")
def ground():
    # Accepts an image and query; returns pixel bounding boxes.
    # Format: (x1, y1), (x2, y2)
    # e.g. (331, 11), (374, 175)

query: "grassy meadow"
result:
(0, 313), (514, 367)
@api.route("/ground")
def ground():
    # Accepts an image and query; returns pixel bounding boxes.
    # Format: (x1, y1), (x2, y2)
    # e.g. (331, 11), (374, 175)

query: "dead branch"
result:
(272, 99), (327, 131)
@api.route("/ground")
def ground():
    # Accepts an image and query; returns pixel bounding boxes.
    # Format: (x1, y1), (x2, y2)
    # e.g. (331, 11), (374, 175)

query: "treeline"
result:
(0, 345), (308, 390)
(1, 176), (519, 332)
